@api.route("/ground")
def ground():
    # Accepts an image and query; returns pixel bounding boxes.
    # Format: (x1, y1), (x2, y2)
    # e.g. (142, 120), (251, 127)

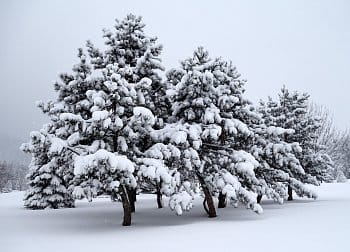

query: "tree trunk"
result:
(156, 184), (163, 209)
(288, 185), (293, 201)
(127, 188), (136, 213)
(196, 172), (217, 218)
(120, 185), (132, 226)
(218, 192), (227, 208)
(257, 194), (263, 204)
(156, 187), (163, 209)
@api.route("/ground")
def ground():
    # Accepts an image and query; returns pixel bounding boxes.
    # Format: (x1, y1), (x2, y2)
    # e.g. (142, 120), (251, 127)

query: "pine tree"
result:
(278, 87), (334, 187)
(252, 98), (318, 203)
(256, 86), (333, 201)
(166, 47), (263, 217)
(59, 14), (183, 225)
(21, 130), (74, 209)
(21, 47), (93, 209)
(21, 14), (189, 225)
(85, 14), (172, 209)
(86, 14), (168, 125)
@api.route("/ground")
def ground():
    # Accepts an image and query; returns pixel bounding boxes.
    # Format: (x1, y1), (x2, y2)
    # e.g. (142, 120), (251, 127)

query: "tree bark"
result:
(120, 185), (132, 226)
(127, 188), (136, 213)
(156, 187), (163, 209)
(196, 172), (217, 218)
(257, 194), (263, 204)
(218, 192), (227, 208)
(288, 185), (293, 201)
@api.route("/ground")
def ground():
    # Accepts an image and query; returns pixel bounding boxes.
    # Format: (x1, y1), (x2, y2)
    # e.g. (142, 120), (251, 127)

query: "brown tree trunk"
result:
(120, 185), (132, 226)
(196, 172), (217, 218)
(257, 194), (263, 204)
(218, 192), (227, 208)
(156, 186), (163, 209)
(288, 185), (293, 201)
(127, 188), (136, 213)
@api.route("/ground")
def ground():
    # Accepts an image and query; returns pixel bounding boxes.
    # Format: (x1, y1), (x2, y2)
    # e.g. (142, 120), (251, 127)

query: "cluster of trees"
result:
(0, 161), (28, 193)
(21, 14), (335, 226)
(309, 104), (350, 181)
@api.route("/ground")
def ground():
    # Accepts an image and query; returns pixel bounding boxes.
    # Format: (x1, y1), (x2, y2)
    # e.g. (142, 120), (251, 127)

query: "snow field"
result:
(1, 182), (349, 252)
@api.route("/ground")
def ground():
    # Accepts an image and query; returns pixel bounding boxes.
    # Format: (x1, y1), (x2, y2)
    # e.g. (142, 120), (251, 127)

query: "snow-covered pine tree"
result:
(70, 55), (189, 224)
(85, 14), (172, 208)
(86, 14), (169, 127)
(256, 87), (331, 201)
(277, 87), (334, 198)
(252, 98), (318, 204)
(54, 14), (187, 225)
(20, 48), (92, 209)
(20, 129), (75, 209)
(165, 47), (263, 217)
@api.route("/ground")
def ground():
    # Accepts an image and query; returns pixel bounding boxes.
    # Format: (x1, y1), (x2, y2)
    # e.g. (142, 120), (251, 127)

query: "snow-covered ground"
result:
(1, 182), (349, 252)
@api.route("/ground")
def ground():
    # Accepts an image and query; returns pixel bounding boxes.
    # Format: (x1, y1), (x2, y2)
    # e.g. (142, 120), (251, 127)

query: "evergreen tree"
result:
(20, 130), (74, 209)
(165, 47), (263, 217)
(21, 48), (93, 209)
(278, 87), (334, 186)
(253, 98), (318, 203)
(257, 87), (333, 201)
(61, 14), (184, 224)
(86, 14), (169, 126)
(21, 14), (190, 225)
(85, 14), (172, 208)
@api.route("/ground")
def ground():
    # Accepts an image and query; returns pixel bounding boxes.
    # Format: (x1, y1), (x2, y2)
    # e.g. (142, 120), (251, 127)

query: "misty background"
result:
(0, 0), (349, 164)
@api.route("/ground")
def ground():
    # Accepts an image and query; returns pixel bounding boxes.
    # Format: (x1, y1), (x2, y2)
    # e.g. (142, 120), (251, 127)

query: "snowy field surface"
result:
(1, 182), (349, 252)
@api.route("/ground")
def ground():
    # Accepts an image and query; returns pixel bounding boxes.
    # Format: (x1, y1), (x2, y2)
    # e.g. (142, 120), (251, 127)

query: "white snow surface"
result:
(1, 182), (350, 252)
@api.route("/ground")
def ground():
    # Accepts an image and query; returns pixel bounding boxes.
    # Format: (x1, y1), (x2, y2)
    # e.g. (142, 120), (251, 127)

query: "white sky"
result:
(0, 0), (349, 144)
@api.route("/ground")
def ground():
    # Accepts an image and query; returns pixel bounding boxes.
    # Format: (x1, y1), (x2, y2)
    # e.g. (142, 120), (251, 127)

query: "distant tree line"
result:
(309, 104), (350, 182)
(0, 161), (28, 193)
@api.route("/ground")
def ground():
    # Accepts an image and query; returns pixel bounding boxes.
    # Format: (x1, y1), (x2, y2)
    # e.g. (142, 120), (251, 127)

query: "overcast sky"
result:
(0, 0), (349, 147)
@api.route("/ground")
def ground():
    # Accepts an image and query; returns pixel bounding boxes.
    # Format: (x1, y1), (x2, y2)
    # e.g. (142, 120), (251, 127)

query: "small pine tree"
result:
(256, 86), (333, 201)
(278, 87), (334, 185)
(252, 98), (318, 203)
(21, 130), (74, 209)
(21, 47), (93, 209)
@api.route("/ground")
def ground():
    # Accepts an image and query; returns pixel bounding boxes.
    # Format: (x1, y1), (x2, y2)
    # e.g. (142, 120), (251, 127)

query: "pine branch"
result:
(66, 146), (81, 155)
(202, 143), (234, 152)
